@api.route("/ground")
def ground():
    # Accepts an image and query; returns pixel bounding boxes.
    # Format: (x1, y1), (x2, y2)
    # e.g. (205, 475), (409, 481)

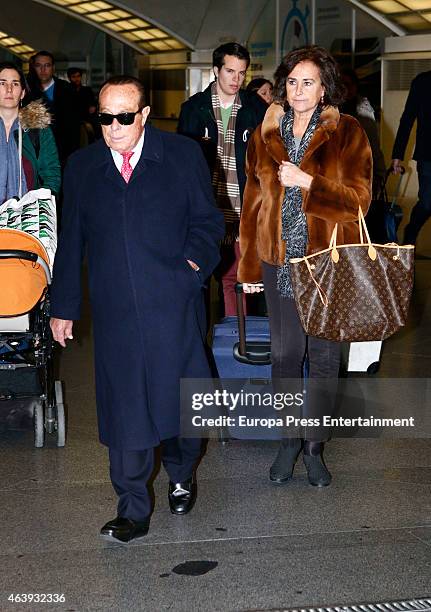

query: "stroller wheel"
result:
(34, 402), (45, 448)
(45, 400), (55, 434)
(55, 381), (66, 447)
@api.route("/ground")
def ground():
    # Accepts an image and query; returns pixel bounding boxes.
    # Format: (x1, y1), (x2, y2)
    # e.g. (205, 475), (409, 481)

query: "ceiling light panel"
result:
(34, 0), (190, 53)
(150, 40), (171, 50)
(130, 18), (150, 28)
(138, 42), (156, 52)
(367, 1), (406, 13)
(86, 12), (105, 22)
(113, 20), (137, 30)
(105, 22), (122, 30)
(0, 31), (35, 59)
(394, 14), (430, 27)
(122, 32), (140, 41)
(94, 10), (119, 19)
(77, 2), (105, 10)
(168, 40), (185, 49)
(50, 0), (85, 5)
(133, 30), (153, 41)
(92, 1), (112, 8)
(111, 9), (129, 17)
(147, 28), (166, 39)
(401, 0), (431, 8)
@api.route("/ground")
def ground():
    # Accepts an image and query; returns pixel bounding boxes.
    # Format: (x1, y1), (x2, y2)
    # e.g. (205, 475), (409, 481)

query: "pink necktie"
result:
(120, 151), (134, 183)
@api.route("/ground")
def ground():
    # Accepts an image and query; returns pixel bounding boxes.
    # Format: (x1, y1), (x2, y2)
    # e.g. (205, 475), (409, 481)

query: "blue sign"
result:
(281, 0), (310, 55)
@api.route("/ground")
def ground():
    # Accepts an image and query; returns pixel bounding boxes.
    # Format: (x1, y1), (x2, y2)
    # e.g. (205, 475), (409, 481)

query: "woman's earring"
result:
(320, 94), (325, 105)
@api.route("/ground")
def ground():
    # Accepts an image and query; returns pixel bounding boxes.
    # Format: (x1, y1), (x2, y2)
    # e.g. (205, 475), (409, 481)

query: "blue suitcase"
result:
(211, 286), (274, 440)
(212, 286), (271, 379)
(212, 316), (271, 378)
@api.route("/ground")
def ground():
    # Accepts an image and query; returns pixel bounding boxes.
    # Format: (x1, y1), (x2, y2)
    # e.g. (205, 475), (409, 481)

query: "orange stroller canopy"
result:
(0, 229), (50, 317)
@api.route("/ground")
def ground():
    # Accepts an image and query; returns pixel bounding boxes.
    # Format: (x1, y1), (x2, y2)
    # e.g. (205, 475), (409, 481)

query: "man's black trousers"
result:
(109, 437), (202, 521)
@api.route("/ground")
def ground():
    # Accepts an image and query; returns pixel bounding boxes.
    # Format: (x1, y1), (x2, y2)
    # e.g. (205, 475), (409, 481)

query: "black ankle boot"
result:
(303, 441), (331, 487)
(269, 438), (302, 484)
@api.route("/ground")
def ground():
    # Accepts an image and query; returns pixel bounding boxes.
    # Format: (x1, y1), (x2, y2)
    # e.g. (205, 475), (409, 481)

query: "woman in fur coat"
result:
(0, 61), (60, 204)
(238, 46), (372, 487)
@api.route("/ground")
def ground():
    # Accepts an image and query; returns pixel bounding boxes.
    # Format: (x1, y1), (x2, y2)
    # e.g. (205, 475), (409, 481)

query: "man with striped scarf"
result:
(178, 43), (266, 316)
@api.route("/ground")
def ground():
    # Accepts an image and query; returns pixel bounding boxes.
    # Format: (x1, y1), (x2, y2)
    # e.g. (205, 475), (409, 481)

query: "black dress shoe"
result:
(168, 478), (196, 515)
(100, 516), (149, 543)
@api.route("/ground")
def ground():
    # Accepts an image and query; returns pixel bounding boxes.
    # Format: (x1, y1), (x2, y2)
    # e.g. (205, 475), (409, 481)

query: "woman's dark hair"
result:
(0, 61), (27, 91)
(246, 78), (272, 94)
(273, 45), (345, 107)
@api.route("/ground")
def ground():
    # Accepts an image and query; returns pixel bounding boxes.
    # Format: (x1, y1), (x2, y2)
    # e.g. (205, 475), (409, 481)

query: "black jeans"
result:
(262, 262), (340, 440)
(404, 160), (431, 245)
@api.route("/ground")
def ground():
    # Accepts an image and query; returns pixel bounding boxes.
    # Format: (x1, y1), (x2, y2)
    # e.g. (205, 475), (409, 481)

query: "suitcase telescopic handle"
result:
(235, 283), (246, 357)
(389, 165), (405, 205)
(381, 166), (405, 209)
(385, 165), (405, 183)
(234, 283), (271, 366)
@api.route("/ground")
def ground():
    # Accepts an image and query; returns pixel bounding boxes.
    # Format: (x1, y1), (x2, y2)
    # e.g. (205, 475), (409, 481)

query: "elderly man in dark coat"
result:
(50, 75), (224, 543)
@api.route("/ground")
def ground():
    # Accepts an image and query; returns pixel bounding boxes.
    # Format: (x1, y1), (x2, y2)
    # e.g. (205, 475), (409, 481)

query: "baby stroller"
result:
(0, 228), (65, 447)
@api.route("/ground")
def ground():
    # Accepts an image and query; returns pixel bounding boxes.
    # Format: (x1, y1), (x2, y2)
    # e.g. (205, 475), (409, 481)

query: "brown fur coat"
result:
(238, 103), (373, 283)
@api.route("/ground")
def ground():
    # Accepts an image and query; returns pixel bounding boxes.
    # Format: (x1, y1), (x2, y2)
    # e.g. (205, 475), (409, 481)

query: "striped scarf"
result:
(211, 81), (241, 244)
(277, 105), (321, 297)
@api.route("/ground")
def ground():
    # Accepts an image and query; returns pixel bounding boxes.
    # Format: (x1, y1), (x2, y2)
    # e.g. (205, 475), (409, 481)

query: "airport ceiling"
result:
(1, 0), (431, 61)
(357, 0), (431, 32)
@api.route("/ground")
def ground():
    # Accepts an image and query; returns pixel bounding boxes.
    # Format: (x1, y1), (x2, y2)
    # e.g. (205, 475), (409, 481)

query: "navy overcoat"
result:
(50, 126), (225, 450)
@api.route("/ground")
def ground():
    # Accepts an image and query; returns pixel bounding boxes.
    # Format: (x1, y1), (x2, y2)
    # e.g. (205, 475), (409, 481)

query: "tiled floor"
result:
(0, 262), (430, 611)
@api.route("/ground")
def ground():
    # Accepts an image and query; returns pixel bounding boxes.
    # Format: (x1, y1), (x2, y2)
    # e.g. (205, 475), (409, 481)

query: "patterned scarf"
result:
(211, 80), (242, 244)
(0, 117), (27, 204)
(277, 105), (321, 297)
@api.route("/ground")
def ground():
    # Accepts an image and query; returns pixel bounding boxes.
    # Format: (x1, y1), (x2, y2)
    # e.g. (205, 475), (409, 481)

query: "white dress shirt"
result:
(110, 130), (145, 174)
(42, 78), (55, 91)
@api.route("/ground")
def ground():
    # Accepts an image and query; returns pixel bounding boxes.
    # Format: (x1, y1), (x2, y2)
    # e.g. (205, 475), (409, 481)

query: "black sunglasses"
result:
(98, 109), (143, 126)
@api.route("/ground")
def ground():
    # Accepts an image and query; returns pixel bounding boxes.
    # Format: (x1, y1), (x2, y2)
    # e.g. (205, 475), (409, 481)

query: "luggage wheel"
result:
(367, 362), (380, 375)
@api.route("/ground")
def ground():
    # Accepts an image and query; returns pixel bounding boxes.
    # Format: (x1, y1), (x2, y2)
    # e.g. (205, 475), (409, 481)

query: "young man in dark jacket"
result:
(178, 42), (266, 316)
